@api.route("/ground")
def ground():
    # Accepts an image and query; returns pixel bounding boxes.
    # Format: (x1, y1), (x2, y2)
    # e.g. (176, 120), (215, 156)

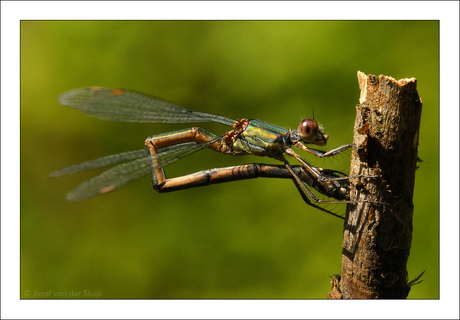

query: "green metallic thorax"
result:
(232, 119), (291, 157)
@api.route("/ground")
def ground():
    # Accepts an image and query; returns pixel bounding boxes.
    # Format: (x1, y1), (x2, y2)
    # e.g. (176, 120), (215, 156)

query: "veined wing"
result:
(65, 157), (151, 201)
(58, 87), (236, 126)
(51, 141), (214, 201)
(49, 149), (147, 177)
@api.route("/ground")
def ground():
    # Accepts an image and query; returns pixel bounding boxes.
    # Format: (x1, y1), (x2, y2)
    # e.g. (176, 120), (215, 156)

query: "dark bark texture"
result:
(328, 71), (423, 299)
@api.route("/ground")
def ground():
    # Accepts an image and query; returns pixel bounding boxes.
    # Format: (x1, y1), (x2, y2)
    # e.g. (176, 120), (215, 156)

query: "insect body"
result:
(51, 87), (374, 218)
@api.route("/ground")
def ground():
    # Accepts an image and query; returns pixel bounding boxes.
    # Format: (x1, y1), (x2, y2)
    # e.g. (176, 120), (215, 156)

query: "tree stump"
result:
(328, 71), (423, 299)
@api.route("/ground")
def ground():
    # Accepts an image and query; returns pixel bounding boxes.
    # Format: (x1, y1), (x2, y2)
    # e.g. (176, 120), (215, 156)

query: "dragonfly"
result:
(50, 87), (376, 219)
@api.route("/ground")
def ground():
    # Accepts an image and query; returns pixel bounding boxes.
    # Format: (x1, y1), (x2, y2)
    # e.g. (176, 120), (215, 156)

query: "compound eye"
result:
(298, 118), (319, 143)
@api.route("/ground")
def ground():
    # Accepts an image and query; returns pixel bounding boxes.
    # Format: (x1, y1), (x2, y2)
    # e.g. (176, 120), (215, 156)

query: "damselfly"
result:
(50, 87), (377, 219)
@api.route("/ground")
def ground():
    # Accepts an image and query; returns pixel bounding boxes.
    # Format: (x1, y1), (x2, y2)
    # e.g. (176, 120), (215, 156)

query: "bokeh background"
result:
(21, 21), (439, 299)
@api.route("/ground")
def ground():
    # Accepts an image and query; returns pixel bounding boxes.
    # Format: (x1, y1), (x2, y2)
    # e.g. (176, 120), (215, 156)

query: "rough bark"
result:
(328, 71), (423, 299)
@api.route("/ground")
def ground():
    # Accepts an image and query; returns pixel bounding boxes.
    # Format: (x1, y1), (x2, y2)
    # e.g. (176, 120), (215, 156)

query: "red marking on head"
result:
(110, 89), (126, 95)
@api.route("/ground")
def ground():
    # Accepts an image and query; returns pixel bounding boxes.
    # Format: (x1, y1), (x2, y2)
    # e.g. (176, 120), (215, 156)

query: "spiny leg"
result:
(285, 147), (338, 185)
(284, 163), (346, 219)
(296, 141), (356, 158)
(316, 169), (380, 183)
(283, 148), (384, 212)
(286, 147), (374, 186)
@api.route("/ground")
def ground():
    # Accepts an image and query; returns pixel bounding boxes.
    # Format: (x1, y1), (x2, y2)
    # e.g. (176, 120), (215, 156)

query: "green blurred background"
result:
(21, 21), (438, 299)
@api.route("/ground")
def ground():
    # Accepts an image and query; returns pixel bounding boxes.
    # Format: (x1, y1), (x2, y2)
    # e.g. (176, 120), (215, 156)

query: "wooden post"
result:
(328, 71), (423, 299)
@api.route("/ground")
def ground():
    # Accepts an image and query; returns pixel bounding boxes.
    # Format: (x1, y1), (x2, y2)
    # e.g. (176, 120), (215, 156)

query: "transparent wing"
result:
(65, 157), (151, 201)
(52, 141), (212, 201)
(58, 87), (236, 126)
(49, 149), (147, 177)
